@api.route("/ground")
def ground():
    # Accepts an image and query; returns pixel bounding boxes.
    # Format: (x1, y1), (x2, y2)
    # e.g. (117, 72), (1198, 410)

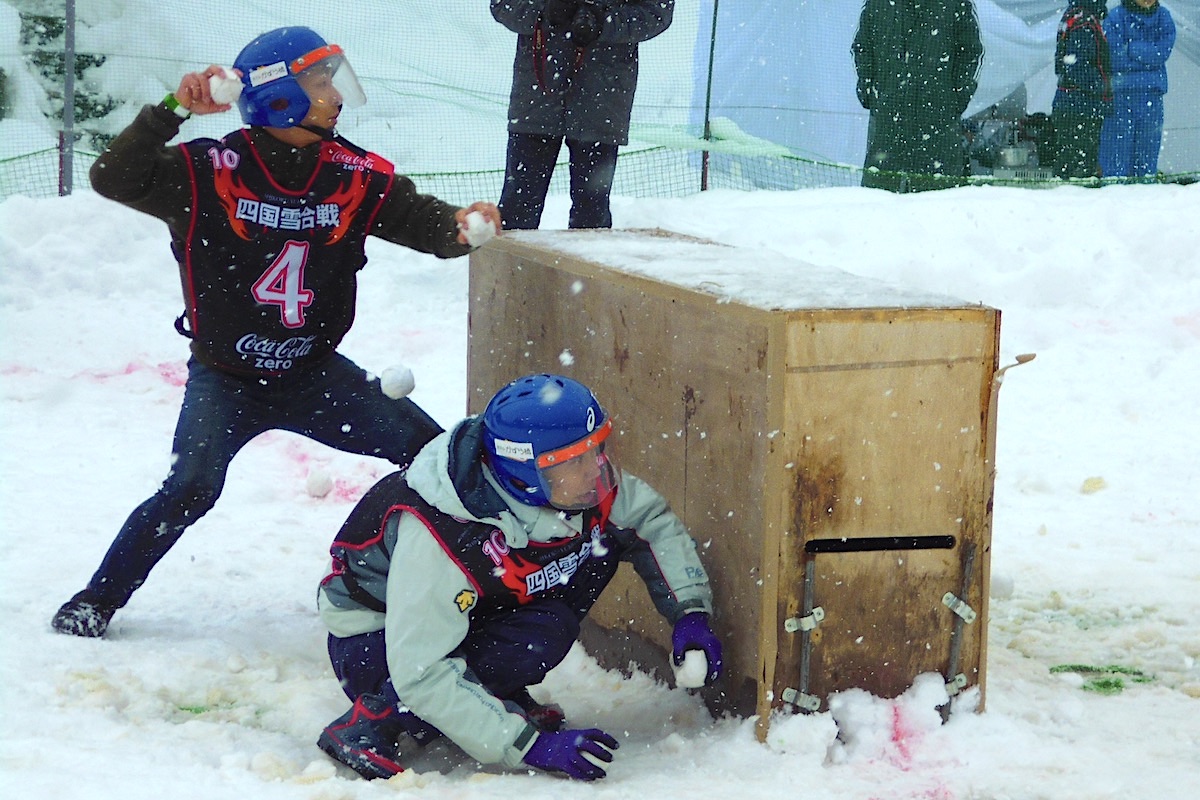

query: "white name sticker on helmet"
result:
(493, 439), (535, 462)
(249, 62), (289, 87)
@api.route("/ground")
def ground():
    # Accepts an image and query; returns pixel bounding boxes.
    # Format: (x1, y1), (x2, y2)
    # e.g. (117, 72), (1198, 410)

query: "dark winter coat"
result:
(1104, 0), (1176, 97)
(490, 0), (674, 145)
(88, 103), (469, 373)
(851, 0), (984, 184)
(1053, 1), (1113, 118)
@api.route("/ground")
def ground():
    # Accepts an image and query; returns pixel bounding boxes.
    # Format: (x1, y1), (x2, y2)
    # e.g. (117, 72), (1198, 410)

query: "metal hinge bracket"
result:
(784, 606), (825, 633)
(781, 687), (822, 712)
(942, 592), (977, 624)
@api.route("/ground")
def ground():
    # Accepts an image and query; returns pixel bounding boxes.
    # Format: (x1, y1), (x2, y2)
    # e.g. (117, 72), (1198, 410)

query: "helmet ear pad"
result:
(237, 82), (311, 129)
(482, 374), (608, 508)
(233, 25), (325, 128)
(486, 452), (545, 506)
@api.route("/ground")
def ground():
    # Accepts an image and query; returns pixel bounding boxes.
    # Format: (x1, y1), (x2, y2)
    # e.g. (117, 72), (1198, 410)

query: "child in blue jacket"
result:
(1099, 0), (1176, 177)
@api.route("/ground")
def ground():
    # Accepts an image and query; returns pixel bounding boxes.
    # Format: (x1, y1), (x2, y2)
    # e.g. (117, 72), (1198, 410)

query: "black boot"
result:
(51, 589), (118, 638)
(317, 694), (415, 780)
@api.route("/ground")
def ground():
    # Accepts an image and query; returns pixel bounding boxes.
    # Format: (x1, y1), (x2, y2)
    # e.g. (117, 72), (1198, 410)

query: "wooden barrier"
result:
(467, 230), (1000, 737)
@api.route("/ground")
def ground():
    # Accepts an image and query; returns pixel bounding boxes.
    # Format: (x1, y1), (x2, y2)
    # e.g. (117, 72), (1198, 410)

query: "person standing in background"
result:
(851, 0), (984, 192)
(1051, 1), (1113, 179)
(490, 1), (674, 229)
(1099, 0), (1176, 178)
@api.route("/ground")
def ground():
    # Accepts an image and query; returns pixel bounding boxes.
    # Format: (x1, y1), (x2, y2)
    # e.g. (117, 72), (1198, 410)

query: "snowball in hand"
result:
(381, 366), (416, 399)
(461, 210), (496, 247)
(208, 67), (243, 105)
(673, 650), (708, 689)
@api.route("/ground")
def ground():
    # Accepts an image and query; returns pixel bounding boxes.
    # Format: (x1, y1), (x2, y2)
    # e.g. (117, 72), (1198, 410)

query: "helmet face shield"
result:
(235, 28), (365, 128)
(536, 420), (620, 511)
(291, 44), (366, 111)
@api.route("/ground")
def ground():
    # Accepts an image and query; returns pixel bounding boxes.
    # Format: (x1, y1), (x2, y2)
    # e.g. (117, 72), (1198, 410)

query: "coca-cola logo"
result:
(330, 151), (375, 172)
(235, 333), (317, 359)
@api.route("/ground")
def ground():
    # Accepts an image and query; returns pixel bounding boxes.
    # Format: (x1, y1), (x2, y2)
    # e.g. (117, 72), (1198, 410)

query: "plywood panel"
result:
(769, 314), (996, 713)
(469, 239), (779, 698)
(785, 308), (996, 368)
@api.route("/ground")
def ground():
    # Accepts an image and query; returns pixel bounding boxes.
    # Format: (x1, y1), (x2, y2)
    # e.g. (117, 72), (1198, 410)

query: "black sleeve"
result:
(370, 174), (472, 259)
(88, 102), (193, 226)
(851, 2), (877, 109)
(954, 1), (985, 109)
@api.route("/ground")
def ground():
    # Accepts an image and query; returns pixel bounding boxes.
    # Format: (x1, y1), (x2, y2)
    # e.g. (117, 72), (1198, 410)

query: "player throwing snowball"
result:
(51, 26), (502, 639)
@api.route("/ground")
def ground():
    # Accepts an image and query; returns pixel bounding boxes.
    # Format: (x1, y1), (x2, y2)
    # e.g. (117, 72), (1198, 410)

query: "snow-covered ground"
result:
(2, 181), (1197, 799)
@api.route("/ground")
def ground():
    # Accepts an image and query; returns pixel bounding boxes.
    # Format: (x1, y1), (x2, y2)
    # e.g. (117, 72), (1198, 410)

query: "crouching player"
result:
(316, 373), (722, 780)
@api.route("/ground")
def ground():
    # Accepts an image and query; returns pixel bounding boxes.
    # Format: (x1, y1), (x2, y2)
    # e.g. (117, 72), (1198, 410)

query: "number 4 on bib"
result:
(252, 240), (314, 328)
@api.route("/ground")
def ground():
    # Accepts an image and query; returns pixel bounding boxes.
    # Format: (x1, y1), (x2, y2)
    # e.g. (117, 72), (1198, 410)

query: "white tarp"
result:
(689, 0), (1199, 173)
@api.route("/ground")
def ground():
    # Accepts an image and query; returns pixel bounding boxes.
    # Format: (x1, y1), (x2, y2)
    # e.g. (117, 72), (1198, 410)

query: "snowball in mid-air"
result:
(673, 650), (708, 689)
(381, 365), (416, 399)
(208, 67), (243, 105)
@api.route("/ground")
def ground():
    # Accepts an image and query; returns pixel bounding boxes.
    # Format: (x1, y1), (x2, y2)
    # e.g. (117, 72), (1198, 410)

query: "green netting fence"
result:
(2, 0), (1197, 204)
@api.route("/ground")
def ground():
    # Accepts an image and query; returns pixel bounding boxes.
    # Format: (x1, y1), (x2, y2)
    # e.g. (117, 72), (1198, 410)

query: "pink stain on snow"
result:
(155, 361), (187, 386)
(331, 478), (370, 503)
(1173, 312), (1200, 337)
(1068, 318), (1119, 333)
(1, 359), (186, 386)
(69, 359), (187, 386)
(875, 703), (956, 800)
(77, 362), (143, 381)
(284, 441), (315, 469)
(282, 440), (378, 503)
(890, 704), (916, 767)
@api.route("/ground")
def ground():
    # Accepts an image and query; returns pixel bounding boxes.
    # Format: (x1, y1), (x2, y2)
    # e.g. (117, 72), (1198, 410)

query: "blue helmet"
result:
(232, 26), (364, 128)
(483, 374), (617, 509)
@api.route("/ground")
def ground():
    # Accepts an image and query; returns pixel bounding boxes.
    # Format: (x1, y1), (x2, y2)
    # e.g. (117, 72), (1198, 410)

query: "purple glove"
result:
(671, 612), (723, 684)
(523, 728), (619, 781)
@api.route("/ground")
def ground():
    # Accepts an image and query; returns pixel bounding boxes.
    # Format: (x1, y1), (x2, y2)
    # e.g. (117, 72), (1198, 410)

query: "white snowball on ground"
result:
(381, 365), (416, 399)
(306, 469), (334, 498)
(673, 650), (708, 689)
(208, 67), (243, 105)
(461, 210), (495, 247)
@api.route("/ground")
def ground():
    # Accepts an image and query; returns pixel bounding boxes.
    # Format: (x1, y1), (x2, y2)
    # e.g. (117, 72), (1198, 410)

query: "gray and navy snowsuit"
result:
(318, 415), (713, 767)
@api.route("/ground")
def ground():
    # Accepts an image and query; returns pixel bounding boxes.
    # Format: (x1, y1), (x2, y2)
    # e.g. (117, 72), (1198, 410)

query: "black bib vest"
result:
(176, 131), (395, 376)
(323, 472), (622, 625)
